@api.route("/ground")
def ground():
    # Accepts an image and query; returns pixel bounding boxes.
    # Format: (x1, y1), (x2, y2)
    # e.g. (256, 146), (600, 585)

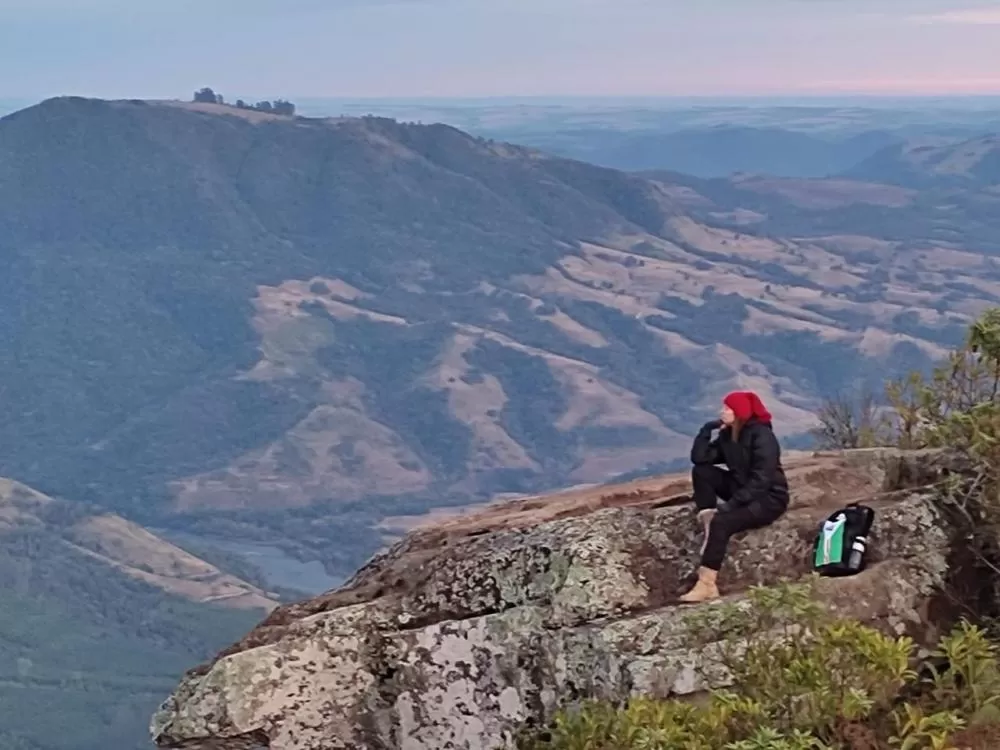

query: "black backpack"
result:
(812, 503), (876, 577)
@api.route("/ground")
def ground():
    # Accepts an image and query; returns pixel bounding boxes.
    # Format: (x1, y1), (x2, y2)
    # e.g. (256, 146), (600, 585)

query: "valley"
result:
(2, 96), (1000, 581)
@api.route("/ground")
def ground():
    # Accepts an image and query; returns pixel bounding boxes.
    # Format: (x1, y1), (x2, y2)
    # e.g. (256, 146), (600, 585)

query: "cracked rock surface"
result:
(151, 448), (975, 750)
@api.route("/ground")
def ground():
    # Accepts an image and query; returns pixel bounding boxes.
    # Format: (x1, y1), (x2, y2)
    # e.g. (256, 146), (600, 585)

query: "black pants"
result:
(691, 464), (785, 572)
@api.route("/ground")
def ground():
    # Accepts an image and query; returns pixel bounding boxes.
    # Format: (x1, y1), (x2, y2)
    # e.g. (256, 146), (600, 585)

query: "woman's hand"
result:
(692, 420), (724, 465)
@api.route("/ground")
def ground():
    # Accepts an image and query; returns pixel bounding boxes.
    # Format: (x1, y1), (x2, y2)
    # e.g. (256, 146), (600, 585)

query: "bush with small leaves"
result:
(726, 727), (833, 750)
(888, 704), (964, 750)
(519, 579), (1000, 750)
(683, 577), (916, 744)
(519, 694), (771, 750)
(923, 620), (1000, 726)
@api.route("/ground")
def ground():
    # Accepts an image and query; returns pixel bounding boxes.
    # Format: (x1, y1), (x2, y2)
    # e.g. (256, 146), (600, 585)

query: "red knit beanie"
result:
(723, 391), (772, 423)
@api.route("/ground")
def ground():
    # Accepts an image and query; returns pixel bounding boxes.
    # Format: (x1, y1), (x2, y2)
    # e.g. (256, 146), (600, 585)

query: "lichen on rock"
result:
(151, 448), (988, 750)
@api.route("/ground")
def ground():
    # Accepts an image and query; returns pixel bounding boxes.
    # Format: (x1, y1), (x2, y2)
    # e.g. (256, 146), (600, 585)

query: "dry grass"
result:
(172, 204), (999, 513)
(172, 400), (433, 512)
(428, 333), (539, 474)
(0, 476), (276, 611)
(70, 516), (277, 611)
(0, 477), (52, 529)
(255, 279), (407, 327)
(734, 176), (916, 209)
(150, 99), (292, 123)
(906, 134), (1000, 176)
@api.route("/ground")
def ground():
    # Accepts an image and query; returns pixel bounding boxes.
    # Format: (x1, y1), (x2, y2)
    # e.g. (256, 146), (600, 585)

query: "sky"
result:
(1, 0), (999, 100)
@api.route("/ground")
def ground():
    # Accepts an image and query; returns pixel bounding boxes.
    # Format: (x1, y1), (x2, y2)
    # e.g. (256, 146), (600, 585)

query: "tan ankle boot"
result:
(679, 567), (720, 604)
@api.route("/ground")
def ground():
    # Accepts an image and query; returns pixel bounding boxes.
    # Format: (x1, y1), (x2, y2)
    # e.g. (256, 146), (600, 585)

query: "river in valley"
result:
(155, 530), (345, 596)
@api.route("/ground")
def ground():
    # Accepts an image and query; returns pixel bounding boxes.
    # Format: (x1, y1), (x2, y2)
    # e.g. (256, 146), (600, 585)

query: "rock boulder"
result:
(151, 449), (986, 750)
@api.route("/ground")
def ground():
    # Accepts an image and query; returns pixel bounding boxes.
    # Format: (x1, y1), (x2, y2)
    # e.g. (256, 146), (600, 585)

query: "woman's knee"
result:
(692, 463), (717, 480)
(748, 500), (785, 527)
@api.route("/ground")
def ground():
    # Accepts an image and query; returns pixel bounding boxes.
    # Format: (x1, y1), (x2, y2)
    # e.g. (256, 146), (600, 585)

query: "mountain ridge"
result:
(843, 132), (1000, 187)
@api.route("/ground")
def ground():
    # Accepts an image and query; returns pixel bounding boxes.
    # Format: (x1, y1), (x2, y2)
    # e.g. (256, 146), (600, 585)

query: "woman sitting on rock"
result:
(679, 390), (790, 604)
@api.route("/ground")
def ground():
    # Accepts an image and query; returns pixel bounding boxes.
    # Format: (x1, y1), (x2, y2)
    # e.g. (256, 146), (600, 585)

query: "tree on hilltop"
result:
(193, 87), (223, 105)
(191, 88), (296, 116)
(272, 99), (296, 116)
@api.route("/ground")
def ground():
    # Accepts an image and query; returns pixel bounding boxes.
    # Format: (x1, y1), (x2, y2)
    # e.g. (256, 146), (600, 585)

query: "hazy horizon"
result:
(2, 0), (999, 100)
(6, 93), (1000, 109)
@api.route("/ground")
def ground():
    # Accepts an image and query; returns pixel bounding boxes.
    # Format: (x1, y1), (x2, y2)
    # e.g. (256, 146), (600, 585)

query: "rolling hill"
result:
(2, 96), (1000, 581)
(844, 133), (1000, 187)
(501, 124), (901, 177)
(0, 476), (271, 750)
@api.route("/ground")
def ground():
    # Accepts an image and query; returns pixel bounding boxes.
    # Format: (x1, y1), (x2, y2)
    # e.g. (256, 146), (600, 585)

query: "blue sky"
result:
(1, 0), (999, 99)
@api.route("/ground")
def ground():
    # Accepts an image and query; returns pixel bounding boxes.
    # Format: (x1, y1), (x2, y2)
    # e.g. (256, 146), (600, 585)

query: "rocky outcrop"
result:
(151, 449), (987, 750)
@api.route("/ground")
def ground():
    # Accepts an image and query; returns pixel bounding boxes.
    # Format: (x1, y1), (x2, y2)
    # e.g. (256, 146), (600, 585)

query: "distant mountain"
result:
(0, 476), (270, 750)
(0, 96), (679, 517)
(313, 98), (1000, 179)
(2, 95), (999, 583)
(843, 134), (1000, 187)
(501, 125), (901, 177)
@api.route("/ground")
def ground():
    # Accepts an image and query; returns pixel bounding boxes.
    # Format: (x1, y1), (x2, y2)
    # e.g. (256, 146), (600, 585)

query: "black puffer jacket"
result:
(690, 416), (789, 510)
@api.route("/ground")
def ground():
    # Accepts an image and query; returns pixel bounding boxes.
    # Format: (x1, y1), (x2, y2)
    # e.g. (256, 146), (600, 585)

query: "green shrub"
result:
(922, 620), (1000, 726)
(683, 577), (914, 743)
(520, 579), (999, 750)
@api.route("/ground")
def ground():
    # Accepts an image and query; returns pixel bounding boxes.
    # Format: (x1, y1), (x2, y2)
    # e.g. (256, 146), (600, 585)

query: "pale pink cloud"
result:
(790, 77), (1000, 96)
(909, 7), (1000, 25)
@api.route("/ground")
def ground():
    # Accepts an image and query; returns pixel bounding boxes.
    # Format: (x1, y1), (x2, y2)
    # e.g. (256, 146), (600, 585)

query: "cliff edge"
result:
(151, 448), (983, 750)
